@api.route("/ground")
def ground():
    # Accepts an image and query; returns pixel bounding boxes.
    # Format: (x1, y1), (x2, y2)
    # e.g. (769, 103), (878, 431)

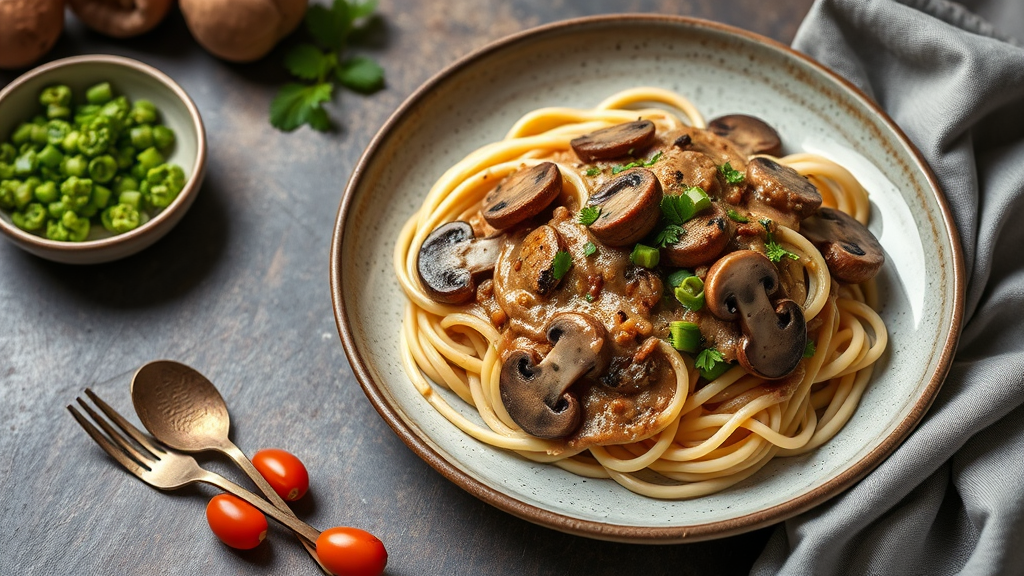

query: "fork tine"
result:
(76, 397), (155, 467)
(68, 404), (150, 478)
(85, 388), (165, 456)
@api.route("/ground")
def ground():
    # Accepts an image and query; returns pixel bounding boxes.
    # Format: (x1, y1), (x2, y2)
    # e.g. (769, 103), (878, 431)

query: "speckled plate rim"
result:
(0, 55), (207, 256)
(329, 15), (965, 543)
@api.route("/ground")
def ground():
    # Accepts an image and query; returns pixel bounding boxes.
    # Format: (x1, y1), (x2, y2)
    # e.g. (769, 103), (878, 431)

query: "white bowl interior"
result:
(337, 20), (958, 536)
(0, 58), (200, 246)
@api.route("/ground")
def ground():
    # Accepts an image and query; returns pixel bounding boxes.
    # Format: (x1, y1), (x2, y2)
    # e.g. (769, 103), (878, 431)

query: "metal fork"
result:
(68, 388), (320, 546)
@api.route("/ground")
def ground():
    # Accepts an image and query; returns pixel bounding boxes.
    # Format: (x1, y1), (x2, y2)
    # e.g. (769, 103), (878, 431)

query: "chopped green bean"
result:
(112, 175), (138, 194)
(130, 125), (153, 149)
(153, 125), (175, 150)
(37, 145), (64, 169)
(40, 85), (72, 108)
(34, 181), (58, 204)
(136, 147), (164, 170)
(62, 155), (88, 178)
(14, 150), (38, 176)
(143, 164), (185, 208)
(86, 82), (113, 105)
(15, 177), (40, 210)
(88, 155), (118, 183)
(101, 203), (141, 234)
(12, 203), (47, 231)
(60, 176), (93, 211)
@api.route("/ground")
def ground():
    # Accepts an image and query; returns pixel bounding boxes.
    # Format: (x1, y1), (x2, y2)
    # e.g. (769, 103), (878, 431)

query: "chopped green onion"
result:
(584, 241), (597, 257)
(585, 167), (601, 176)
(669, 321), (701, 353)
(674, 275), (705, 311)
(683, 186), (711, 214)
(727, 209), (749, 223)
(630, 243), (659, 268)
(666, 269), (694, 288)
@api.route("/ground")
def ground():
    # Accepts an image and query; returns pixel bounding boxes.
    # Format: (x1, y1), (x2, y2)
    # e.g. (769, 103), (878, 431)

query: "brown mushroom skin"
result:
(482, 162), (562, 230)
(704, 250), (806, 380)
(499, 313), (609, 438)
(179, 0), (307, 63)
(416, 221), (501, 304)
(661, 203), (734, 268)
(649, 149), (722, 198)
(801, 207), (885, 284)
(586, 168), (663, 247)
(708, 114), (783, 157)
(571, 120), (656, 162)
(513, 225), (567, 296)
(745, 157), (822, 225)
(0, 0), (63, 70)
(68, 0), (173, 39)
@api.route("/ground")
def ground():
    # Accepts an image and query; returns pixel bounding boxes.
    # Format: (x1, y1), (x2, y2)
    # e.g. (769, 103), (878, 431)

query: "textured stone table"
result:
(0, 2), (812, 574)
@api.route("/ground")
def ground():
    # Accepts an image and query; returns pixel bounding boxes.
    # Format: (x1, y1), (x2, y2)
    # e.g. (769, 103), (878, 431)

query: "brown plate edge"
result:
(328, 14), (966, 544)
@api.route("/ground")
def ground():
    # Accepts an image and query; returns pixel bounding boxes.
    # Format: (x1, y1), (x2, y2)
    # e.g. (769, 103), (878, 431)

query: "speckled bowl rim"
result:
(0, 55), (206, 259)
(329, 15), (965, 543)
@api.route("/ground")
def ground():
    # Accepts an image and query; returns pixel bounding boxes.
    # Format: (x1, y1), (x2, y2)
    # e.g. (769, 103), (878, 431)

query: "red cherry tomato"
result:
(316, 527), (388, 576)
(205, 494), (268, 550)
(252, 448), (310, 501)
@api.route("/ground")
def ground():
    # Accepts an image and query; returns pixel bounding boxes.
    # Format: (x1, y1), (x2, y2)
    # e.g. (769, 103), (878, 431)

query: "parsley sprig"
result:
(552, 250), (573, 280)
(759, 218), (800, 263)
(612, 151), (663, 175)
(719, 162), (745, 184)
(271, 0), (385, 132)
(578, 206), (601, 226)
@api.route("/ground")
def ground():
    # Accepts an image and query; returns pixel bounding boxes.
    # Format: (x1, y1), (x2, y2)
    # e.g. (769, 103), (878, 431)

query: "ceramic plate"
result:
(329, 16), (964, 543)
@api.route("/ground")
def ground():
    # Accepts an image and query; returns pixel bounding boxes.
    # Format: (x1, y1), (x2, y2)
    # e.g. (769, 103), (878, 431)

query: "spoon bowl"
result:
(131, 360), (232, 453)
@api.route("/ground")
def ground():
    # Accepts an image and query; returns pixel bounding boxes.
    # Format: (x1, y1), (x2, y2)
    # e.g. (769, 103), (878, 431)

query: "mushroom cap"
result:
(586, 168), (663, 247)
(660, 203), (734, 268)
(708, 114), (783, 157)
(801, 207), (885, 284)
(499, 312), (608, 439)
(704, 250), (806, 379)
(571, 120), (656, 162)
(510, 225), (566, 296)
(745, 157), (822, 223)
(416, 221), (499, 304)
(180, 0), (307, 63)
(0, 0), (64, 70)
(68, 0), (173, 39)
(482, 162), (562, 230)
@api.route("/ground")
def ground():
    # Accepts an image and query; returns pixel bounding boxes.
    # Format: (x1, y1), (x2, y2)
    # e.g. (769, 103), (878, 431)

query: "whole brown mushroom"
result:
(68, 0), (173, 39)
(179, 0), (308, 63)
(0, 0), (64, 70)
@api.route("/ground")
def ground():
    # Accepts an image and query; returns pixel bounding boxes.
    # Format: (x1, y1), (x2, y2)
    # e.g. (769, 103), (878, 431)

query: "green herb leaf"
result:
(611, 151), (662, 175)
(585, 293), (595, 303)
(270, 83), (334, 132)
(585, 167), (601, 176)
(660, 194), (694, 226)
(766, 240), (800, 263)
(643, 151), (663, 166)
(719, 162), (745, 184)
(552, 250), (572, 280)
(611, 163), (634, 175)
(578, 206), (601, 226)
(584, 241), (597, 257)
(337, 56), (385, 93)
(350, 0), (379, 19)
(285, 44), (335, 81)
(307, 1), (352, 51)
(655, 224), (684, 247)
(695, 348), (725, 372)
(804, 340), (817, 358)
(727, 209), (749, 223)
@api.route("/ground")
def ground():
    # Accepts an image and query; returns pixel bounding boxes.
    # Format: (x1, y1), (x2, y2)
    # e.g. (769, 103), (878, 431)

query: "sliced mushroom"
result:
(704, 250), (806, 379)
(649, 149), (721, 198)
(586, 169), (662, 247)
(417, 221), (501, 304)
(499, 313), (609, 438)
(482, 162), (562, 230)
(514, 225), (567, 296)
(708, 114), (783, 157)
(661, 203), (734, 268)
(745, 157), (822, 224)
(68, 0), (173, 38)
(571, 120), (656, 162)
(801, 207), (884, 284)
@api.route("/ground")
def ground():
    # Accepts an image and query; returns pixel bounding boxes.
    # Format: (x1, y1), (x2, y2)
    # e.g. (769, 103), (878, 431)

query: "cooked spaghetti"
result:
(393, 87), (887, 499)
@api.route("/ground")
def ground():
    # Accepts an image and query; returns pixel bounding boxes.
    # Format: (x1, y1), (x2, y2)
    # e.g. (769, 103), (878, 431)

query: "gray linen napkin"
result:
(752, 0), (1024, 575)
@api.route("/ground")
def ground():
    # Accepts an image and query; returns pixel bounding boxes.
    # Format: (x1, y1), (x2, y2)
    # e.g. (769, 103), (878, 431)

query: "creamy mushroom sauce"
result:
(455, 126), (826, 451)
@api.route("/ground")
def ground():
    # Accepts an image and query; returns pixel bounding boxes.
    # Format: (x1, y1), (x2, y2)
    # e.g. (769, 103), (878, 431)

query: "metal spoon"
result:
(131, 360), (331, 574)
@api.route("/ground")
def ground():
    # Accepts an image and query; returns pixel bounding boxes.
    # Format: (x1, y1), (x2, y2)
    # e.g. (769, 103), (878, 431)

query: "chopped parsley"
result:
(760, 218), (800, 263)
(719, 162), (745, 184)
(727, 209), (749, 223)
(583, 241), (598, 257)
(611, 151), (663, 175)
(655, 224), (684, 248)
(804, 340), (817, 358)
(552, 250), (572, 280)
(585, 167), (601, 176)
(585, 293), (595, 303)
(695, 348), (725, 372)
(578, 206), (601, 226)
(660, 194), (694, 226)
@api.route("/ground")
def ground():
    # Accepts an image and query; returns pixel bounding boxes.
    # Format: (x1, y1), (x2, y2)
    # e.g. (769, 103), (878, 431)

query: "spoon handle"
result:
(221, 442), (334, 575)
(199, 470), (321, 545)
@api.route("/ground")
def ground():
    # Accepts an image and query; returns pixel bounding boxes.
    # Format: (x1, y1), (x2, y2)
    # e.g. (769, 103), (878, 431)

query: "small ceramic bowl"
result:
(0, 55), (206, 264)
